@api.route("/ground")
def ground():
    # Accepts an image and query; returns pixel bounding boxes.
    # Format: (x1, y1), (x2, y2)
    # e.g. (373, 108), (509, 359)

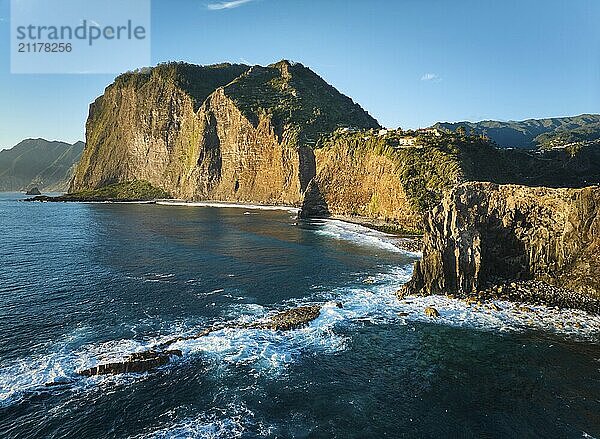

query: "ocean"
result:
(0, 192), (599, 438)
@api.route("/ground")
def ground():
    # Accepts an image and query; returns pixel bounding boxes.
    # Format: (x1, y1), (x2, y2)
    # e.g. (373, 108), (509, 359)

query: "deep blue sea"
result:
(0, 192), (599, 438)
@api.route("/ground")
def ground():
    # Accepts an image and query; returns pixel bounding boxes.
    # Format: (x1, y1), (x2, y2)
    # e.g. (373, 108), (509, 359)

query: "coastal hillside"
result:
(0, 139), (84, 192)
(434, 114), (600, 149)
(301, 128), (600, 231)
(70, 61), (379, 204)
(70, 61), (600, 232)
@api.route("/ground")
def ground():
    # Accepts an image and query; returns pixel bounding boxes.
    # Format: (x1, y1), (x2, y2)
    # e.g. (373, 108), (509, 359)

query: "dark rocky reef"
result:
(77, 304), (329, 377)
(401, 182), (600, 313)
(249, 305), (323, 331)
(77, 350), (183, 377)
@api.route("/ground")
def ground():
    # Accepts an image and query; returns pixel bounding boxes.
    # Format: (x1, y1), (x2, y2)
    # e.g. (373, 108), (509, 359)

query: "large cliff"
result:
(70, 61), (379, 205)
(301, 129), (600, 231)
(70, 61), (600, 232)
(402, 182), (600, 305)
(300, 131), (464, 231)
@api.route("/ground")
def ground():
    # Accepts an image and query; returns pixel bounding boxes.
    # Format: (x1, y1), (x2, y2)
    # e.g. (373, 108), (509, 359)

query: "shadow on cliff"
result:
(478, 213), (532, 284)
(299, 179), (330, 219)
(406, 207), (533, 296)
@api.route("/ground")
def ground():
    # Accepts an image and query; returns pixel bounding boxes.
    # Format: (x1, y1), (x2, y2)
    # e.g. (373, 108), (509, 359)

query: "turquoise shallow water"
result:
(0, 193), (599, 438)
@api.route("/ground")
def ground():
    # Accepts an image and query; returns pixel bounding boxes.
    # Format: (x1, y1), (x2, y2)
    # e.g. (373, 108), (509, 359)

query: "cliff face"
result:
(301, 137), (452, 231)
(70, 61), (379, 204)
(301, 128), (600, 231)
(402, 182), (600, 300)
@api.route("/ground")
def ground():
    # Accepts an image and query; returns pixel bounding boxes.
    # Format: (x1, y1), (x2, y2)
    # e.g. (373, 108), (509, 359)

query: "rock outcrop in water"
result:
(25, 187), (41, 195)
(401, 182), (600, 311)
(25, 181), (170, 202)
(70, 61), (379, 205)
(77, 304), (327, 377)
(77, 350), (183, 377)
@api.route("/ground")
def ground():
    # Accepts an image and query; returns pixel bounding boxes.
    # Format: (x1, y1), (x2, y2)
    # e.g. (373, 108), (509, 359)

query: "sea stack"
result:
(401, 182), (600, 311)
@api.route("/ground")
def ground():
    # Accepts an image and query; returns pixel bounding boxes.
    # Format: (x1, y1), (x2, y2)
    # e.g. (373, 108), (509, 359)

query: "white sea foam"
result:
(3, 263), (599, 410)
(166, 301), (350, 377)
(0, 328), (98, 407)
(316, 265), (600, 342)
(131, 402), (273, 439)
(310, 218), (421, 256)
(156, 200), (299, 214)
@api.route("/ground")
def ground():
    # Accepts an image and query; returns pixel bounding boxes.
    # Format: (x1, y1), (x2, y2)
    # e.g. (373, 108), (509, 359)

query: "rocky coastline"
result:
(400, 182), (600, 314)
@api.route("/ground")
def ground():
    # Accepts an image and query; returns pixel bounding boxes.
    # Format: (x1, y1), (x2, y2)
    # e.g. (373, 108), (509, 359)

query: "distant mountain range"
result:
(434, 114), (600, 149)
(0, 139), (85, 192)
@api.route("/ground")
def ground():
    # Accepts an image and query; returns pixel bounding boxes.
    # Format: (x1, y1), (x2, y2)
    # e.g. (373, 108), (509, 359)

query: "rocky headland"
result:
(400, 182), (600, 313)
(69, 61), (379, 205)
(24, 180), (170, 202)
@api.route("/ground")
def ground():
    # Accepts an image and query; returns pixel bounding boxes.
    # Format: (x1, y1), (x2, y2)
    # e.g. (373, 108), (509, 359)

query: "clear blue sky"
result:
(0, 0), (599, 149)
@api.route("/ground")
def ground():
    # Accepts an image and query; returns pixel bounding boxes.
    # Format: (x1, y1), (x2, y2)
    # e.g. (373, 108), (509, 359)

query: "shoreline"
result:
(24, 195), (599, 314)
(307, 214), (423, 254)
(155, 199), (300, 213)
(14, 192), (600, 315)
(399, 280), (600, 315)
(21, 194), (424, 254)
(155, 200), (424, 254)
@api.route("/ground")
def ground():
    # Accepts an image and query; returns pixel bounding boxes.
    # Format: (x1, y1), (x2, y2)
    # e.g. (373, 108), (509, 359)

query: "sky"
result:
(0, 0), (599, 149)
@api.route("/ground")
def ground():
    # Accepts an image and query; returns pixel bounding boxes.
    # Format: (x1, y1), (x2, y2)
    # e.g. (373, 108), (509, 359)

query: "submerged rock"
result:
(77, 350), (182, 377)
(424, 307), (440, 318)
(488, 303), (502, 312)
(396, 289), (408, 300)
(44, 376), (74, 387)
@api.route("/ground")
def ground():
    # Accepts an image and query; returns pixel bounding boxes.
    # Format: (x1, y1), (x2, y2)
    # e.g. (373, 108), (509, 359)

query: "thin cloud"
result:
(421, 73), (441, 82)
(207, 0), (254, 10)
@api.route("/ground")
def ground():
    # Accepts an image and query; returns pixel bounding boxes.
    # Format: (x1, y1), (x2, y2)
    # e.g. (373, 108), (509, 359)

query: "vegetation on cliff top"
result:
(113, 62), (249, 110)
(107, 60), (379, 150)
(318, 127), (600, 213)
(317, 129), (474, 212)
(69, 180), (170, 200)
(33, 181), (171, 202)
(223, 60), (380, 147)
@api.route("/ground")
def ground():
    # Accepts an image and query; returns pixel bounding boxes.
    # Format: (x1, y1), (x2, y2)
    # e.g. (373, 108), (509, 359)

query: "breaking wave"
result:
(309, 218), (421, 255)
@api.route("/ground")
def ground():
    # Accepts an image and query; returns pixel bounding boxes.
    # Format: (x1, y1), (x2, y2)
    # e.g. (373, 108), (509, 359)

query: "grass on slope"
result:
(64, 181), (171, 201)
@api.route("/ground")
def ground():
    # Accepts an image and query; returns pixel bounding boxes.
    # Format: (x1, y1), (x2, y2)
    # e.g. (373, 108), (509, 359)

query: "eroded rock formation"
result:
(401, 182), (600, 304)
